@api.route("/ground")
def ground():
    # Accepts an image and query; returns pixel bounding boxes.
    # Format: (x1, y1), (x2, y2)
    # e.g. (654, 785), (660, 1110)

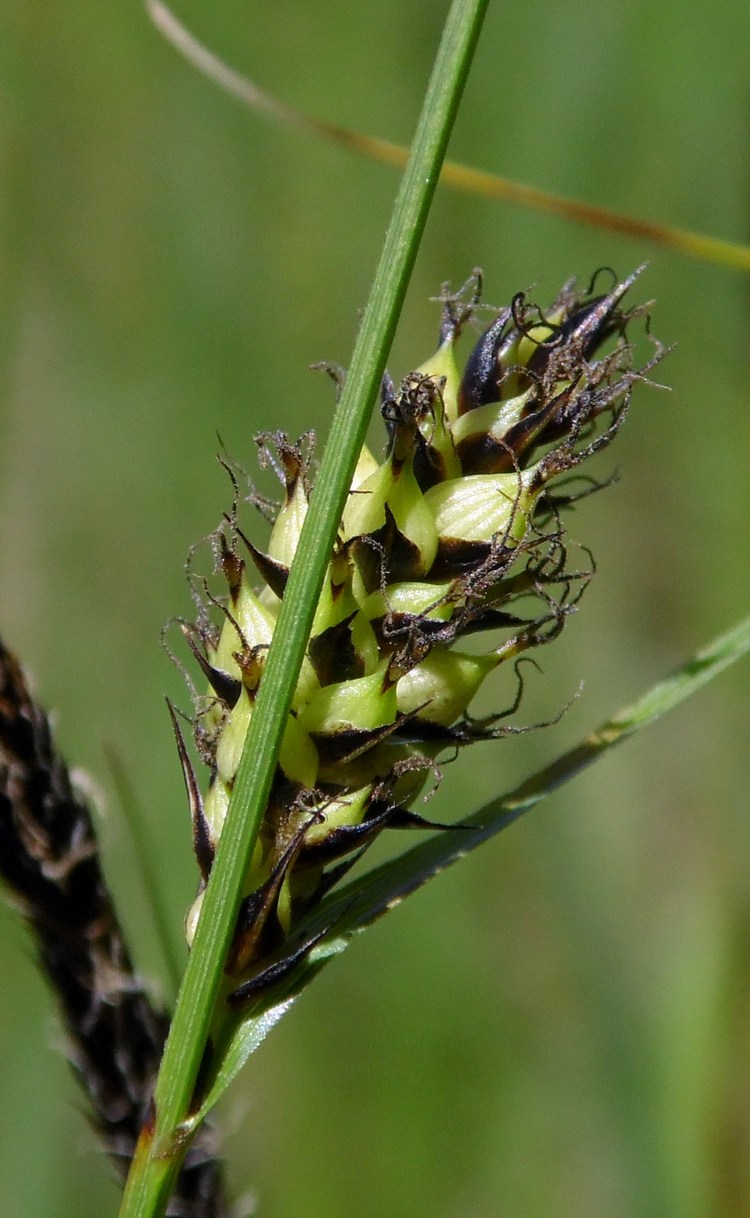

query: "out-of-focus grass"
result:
(1, 3), (749, 1216)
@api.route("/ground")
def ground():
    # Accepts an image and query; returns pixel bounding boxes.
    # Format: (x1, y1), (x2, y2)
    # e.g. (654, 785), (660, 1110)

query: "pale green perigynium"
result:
(176, 267), (663, 1005)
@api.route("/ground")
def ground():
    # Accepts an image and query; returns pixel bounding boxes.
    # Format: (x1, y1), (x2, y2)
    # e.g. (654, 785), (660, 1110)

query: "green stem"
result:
(119, 2), (488, 1215)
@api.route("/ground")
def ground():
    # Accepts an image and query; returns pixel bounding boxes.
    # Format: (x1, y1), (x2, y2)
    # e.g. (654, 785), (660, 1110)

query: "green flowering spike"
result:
(238, 532), (290, 601)
(177, 269), (664, 998)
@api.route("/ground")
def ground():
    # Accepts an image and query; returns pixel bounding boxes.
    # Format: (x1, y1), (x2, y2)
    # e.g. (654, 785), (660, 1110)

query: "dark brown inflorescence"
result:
(179, 268), (664, 1006)
(0, 639), (228, 1218)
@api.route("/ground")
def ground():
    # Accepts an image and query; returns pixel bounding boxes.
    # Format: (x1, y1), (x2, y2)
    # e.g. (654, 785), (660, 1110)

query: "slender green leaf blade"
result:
(197, 613), (750, 1111)
(196, 999), (296, 1119)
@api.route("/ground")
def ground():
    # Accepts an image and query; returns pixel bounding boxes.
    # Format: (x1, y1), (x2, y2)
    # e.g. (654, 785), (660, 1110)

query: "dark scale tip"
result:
(237, 527), (289, 600)
(167, 699), (215, 881)
(456, 384), (568, 475)
(255, 430), (313, 507)
(183, 632), (242, 710)
(456, 308), (513, 415)
(226, 824), (310, 975)
(297, 801), (467, 872)
(428, 536), (492, 581)
(308, 613), (365, 686)
(310, 707), (424, 770)
(348, 504), (425, 593)
(226, 926), (329, 1010)
(297, 805), (393, 867)
(412, 424), (452, 491)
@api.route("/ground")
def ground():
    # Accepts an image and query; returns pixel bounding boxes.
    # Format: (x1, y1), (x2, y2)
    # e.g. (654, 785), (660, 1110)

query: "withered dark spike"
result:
(235, 526), (289, 599)
(166, 699), (215, 882)
(183, 632), (242, 710)
(0, 638), (228, 1215)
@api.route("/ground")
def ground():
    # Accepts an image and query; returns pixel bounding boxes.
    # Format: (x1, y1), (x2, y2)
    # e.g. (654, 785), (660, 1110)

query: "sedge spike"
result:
(180, 268), (666, 1005)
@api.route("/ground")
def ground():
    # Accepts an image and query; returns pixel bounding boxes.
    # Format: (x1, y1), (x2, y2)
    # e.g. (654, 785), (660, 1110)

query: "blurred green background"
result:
(2, 2), (750, 1216)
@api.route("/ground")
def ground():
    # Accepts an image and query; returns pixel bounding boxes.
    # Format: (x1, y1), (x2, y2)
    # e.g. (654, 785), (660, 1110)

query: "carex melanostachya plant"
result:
(5, 5), (750, 1218)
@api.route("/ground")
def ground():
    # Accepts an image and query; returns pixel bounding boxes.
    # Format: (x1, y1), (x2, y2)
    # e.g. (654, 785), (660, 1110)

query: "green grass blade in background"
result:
(148, 0), (750, 276)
